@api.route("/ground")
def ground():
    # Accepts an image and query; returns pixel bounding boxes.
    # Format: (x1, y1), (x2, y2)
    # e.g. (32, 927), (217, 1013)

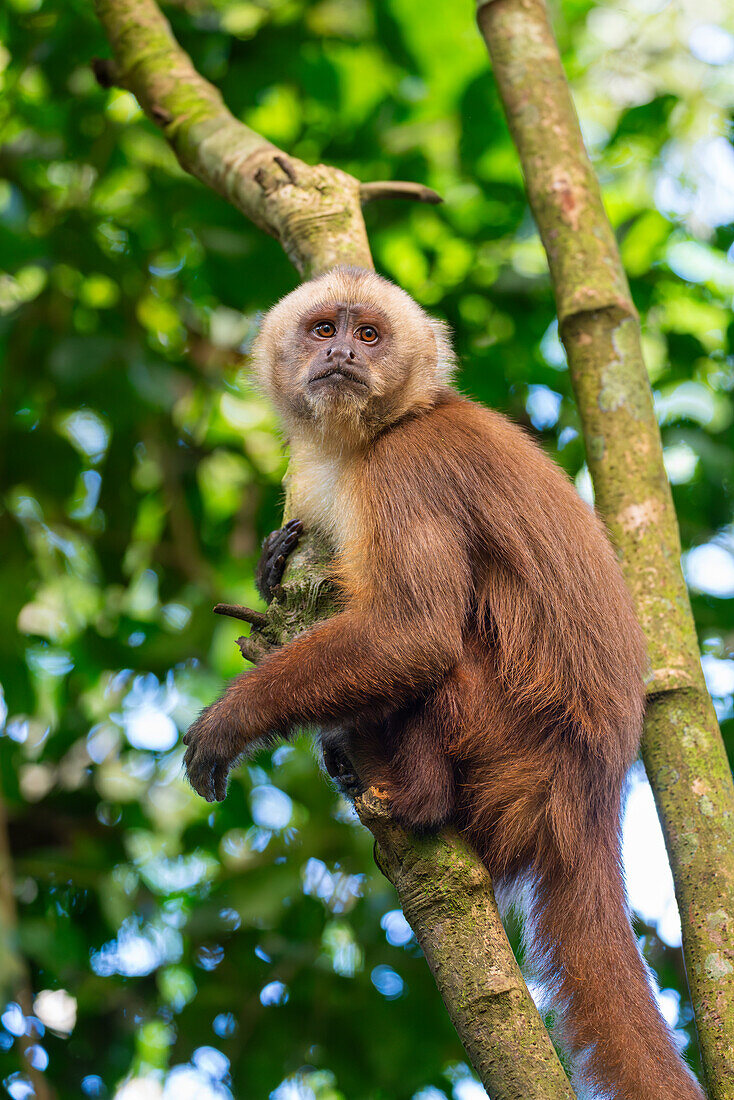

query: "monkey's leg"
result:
(381, 715), (456, 832)
(255, 518), (303, 601)
(335, 704), (456, 832)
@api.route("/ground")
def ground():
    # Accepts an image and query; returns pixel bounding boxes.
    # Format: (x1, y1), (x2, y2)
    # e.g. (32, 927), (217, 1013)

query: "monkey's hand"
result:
(255, 518), (303, 602)
(183, 689), (264, 802)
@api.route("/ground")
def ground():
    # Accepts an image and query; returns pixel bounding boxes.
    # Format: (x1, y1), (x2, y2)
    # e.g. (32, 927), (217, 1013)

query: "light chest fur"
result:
(286, 440), (367, 564)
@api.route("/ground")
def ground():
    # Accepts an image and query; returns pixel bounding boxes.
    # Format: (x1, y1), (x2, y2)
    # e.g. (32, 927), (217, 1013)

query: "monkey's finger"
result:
(280, 532), (301, 556)
(186, 753), (216, 802)
(212, 763), (229, 802)
(260, 529), (281, 553)
(281, 519), (303, 543)
(201, 764), (217, 803)
(267, 523), (302, 564)
(197, 772), (215, 802)
(263, 554), (284, 595)
(183, 739), (199, 778)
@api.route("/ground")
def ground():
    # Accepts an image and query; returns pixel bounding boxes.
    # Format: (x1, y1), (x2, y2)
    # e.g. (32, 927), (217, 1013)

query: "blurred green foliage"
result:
(0, 0), (733, 1096)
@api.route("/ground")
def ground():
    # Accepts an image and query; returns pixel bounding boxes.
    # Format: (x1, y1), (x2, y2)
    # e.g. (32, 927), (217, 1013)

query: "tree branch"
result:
(359, 180), (443, 205)
(94, 2), (575, 1095)
(476, 0), (734, 1093)
(360, 790), (574, 1099)
(93, 0), (371, 277)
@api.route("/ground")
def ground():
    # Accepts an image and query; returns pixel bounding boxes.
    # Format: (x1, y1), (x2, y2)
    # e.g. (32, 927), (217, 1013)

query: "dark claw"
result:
(255, 519), (304, 601)
(185, 746), (229, 803)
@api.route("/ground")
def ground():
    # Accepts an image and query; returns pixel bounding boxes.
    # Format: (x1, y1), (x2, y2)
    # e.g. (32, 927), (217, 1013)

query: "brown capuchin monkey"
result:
(184, 266), (703, 1100)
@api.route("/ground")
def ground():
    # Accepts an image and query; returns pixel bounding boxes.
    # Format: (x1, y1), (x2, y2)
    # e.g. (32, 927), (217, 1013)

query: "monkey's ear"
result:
(429, 316), (458, 385)
(249, 303), (291, 407)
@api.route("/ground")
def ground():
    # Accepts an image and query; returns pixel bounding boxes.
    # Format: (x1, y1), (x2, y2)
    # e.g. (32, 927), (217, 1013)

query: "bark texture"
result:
(94, 2), (575, 1096)
(360, 790), (575, 1100)
(477, 0), (734, 1093)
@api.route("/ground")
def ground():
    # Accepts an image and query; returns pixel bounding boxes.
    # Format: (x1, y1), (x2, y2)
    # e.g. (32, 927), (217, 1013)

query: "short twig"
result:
(254, 166), (271, 193)
(236, 634), (274, 664)
(214, 604), (268, 630)
(359, 180), (443, 205)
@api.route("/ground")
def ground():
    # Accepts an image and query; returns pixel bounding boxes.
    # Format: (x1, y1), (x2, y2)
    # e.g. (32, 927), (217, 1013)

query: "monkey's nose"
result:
(326, 345), (356, 362)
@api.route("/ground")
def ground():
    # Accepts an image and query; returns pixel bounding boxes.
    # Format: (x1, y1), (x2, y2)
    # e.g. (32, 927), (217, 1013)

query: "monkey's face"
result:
(252, 267), (456, 442)
(295, 300), (392, 416)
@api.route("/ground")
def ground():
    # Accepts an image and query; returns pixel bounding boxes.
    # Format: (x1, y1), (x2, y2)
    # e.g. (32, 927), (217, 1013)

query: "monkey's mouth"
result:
(308, 366), (369, 390)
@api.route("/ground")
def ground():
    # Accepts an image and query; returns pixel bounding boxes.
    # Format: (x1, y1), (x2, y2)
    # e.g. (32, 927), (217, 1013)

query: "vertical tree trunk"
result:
(476, 1), (734, 1094)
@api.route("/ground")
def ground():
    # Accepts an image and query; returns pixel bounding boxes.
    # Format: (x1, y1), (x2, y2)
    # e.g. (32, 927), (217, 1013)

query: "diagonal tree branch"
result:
(93, 2), (575, 1096)
(476, 0), (734, 1094)
(360, 790), (575, 1100)
(93, 1), (442, 277)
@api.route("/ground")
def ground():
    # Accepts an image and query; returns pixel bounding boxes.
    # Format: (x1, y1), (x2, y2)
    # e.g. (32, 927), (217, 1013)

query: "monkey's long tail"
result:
(529, 821), (704, 1100)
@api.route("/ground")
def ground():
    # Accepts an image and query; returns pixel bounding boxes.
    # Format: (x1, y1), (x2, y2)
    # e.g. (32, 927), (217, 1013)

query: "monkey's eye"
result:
(356, 325), (379, 344)
(313, 320), (336, 338)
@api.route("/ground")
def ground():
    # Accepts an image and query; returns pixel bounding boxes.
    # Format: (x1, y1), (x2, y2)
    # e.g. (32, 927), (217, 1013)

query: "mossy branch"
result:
(477, 0), (734, 1094)
(94, 1), (575, 1096)
(93, 1), (441, 277)
(360, 790), (575, 1100)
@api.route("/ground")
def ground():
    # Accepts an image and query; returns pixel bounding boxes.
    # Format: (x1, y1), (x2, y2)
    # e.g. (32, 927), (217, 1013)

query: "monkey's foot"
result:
(322, 741), (363, 799)
(255, 518), (304, 601)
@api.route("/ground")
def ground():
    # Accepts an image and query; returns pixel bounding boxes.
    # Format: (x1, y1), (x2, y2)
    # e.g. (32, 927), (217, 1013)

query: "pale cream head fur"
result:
(251, 267), (456, 445)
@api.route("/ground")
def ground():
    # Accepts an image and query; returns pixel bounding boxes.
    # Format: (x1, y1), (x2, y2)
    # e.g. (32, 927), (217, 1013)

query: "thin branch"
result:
(213, 604), (268, 629)
(476, 0), (734, 1093)
(359, 180), (443, 205)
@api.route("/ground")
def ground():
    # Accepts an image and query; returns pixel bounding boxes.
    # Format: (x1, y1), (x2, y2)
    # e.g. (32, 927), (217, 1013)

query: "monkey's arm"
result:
(184, 516), (470, 801)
